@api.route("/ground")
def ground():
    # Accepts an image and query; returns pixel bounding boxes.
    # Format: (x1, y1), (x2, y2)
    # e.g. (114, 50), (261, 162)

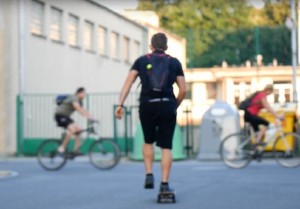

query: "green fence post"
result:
(86, 93), (90, 112)
(124, 106), (129, 156)
(255, 26), (260, 56)
(113, 104), (118, 143)
(86, 94), (90, 141)
(188, 28), (194, 68)
(128, 106), (133, 152)
(16, 95), (23, 156)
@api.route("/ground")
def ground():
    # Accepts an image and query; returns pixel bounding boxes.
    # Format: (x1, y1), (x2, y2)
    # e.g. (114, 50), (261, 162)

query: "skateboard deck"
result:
(157, 191), (176, 203)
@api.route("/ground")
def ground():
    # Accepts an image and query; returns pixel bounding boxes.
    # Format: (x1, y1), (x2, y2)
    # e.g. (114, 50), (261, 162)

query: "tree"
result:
(138, 0), (252, 30)
(263, 0), (290, 25)
(136, 0), (291, 67)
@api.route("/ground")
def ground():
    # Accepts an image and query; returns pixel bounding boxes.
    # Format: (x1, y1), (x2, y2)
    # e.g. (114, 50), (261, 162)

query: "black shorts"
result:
(55, 114), (74, 129)
(244, 111), (269, 132)
(139, 101), (177, 149)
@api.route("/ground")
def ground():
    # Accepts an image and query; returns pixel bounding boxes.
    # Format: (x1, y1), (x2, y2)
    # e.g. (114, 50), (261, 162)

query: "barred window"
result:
(134, 41), (140, 58)
(98, 26), (107, 55)
(84, 21), (94, 51)
(30, 0), (45, 36)
(111, 32), (119, 59)
(68, 14), (79, 47)
(123, 36), (130, 63)
(285, 89), (291, 102)
(50, 7), (63, 41)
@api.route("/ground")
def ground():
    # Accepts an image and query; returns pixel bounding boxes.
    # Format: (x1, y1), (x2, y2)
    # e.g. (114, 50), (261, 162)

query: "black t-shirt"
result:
(131, 50), (184, 102)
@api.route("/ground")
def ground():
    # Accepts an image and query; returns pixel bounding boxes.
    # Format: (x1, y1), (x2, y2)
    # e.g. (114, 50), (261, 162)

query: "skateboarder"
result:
(115, 33), (186, 202)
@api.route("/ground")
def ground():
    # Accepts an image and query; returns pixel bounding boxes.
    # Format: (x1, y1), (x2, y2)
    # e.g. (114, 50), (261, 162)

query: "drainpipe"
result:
(19, 0), (25, 95)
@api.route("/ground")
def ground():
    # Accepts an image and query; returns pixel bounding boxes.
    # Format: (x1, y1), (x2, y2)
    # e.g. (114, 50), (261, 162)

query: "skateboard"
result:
(157, 190), (176, 203)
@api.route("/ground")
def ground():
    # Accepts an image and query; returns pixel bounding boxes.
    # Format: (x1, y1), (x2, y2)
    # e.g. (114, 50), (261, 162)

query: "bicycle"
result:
(220, 119), (300, 168)
(37, 120), (121, 171)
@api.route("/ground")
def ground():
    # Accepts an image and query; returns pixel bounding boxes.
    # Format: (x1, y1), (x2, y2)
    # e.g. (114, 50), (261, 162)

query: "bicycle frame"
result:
(60, 121), (101, 150)
(245, 121), (292, 151)
(37, 120), (121, 170)
(77, 121), (99, 135)
(220, 119), (300, 168)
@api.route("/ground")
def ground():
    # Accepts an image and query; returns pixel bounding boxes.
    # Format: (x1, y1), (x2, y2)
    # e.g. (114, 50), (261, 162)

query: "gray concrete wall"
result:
(0, 0), (20, 155)
(0, 0), (149, 155)
(0, 1), (4, 154)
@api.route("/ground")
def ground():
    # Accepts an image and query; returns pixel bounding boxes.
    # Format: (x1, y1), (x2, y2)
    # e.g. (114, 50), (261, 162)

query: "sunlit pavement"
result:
(1, 157), (299, 209)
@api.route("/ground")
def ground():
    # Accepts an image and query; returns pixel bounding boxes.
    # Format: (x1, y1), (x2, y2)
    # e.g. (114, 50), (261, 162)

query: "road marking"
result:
(0, 170), (19, 179)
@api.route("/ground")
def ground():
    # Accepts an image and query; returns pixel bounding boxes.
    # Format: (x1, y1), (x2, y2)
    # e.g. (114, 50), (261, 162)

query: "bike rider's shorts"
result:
(55, 114), (74, 129)
(244, 111), (269, 132)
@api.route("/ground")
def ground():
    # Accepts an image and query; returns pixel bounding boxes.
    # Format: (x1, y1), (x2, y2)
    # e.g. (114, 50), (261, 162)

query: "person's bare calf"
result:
(58, 124), (81, 153)
(161, 149), (172, 183)
(74, 133), (81, 151)
(143, 143), (154, 174)
(143, 143), (155, 189)
(256, 125), (267, 144)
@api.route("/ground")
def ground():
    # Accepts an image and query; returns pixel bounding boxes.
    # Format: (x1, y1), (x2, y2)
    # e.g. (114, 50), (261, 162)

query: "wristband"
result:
(119, 104), (124, 108)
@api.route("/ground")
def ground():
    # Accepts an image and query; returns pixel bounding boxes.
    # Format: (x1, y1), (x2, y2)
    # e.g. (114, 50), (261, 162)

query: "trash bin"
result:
(130, 122), (186, 161)
(259, 110), (297, 151)
(197, 100), (240, 160)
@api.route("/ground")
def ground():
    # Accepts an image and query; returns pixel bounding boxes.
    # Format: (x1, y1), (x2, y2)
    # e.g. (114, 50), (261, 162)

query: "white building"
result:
(0, 0), (149, 155)
(180, 66), (300, 125)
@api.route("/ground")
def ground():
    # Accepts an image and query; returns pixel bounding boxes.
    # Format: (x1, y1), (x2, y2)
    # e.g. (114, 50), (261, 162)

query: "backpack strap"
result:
(248, 91), (261, 107)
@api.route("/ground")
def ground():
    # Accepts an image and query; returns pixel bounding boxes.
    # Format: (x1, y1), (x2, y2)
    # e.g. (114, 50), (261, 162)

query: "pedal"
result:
(285, 153), (293, 158)
(65, 153), (75, 160)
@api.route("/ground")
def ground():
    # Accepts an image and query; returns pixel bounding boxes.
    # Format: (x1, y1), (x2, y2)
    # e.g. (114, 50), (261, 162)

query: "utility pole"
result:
(291, 0), (298, 103)
(287, 0), (298, 103)
(255, 27), (260, 83)
(298, 0), (300, 65)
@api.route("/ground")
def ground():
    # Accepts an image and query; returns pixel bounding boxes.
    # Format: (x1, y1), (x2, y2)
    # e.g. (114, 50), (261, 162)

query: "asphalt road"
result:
(0, 158), (299, 209)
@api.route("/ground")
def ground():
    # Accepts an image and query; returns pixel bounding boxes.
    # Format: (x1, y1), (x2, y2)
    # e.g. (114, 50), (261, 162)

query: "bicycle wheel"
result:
(89, 139), (120, 170)
(37, 139), (67, 171)
(273, 132), (300, 168)
(220, 132), (253, 169)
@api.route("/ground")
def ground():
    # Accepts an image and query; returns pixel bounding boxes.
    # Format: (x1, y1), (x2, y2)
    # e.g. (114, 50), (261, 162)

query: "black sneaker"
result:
(144, 174), (154, 189)
(56, 150), (65, 158)
(160, 183), (174, 193)
(285, 152), (293, 158)
(253, 149), (262, 162)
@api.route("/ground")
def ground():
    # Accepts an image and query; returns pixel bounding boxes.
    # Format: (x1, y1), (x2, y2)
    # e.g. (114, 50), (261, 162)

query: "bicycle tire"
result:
(273, 132), (300, 168)
(37, 139), (67, 171)
(89, 139), (121, 170)
(220, 132), (253, 169)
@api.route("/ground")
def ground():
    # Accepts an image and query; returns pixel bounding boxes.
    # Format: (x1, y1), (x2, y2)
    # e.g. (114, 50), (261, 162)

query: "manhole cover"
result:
(0, 170), (18, 179)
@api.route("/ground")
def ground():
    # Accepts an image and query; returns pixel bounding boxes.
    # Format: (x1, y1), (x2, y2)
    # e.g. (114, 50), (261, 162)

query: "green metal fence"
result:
(17, 93), (199, 158)
(17, 93), (139, 156)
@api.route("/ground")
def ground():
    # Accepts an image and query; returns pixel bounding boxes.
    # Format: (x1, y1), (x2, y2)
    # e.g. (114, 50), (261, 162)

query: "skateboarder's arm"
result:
(115, 70), (138, 119)
(175, 76), (187, 108)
